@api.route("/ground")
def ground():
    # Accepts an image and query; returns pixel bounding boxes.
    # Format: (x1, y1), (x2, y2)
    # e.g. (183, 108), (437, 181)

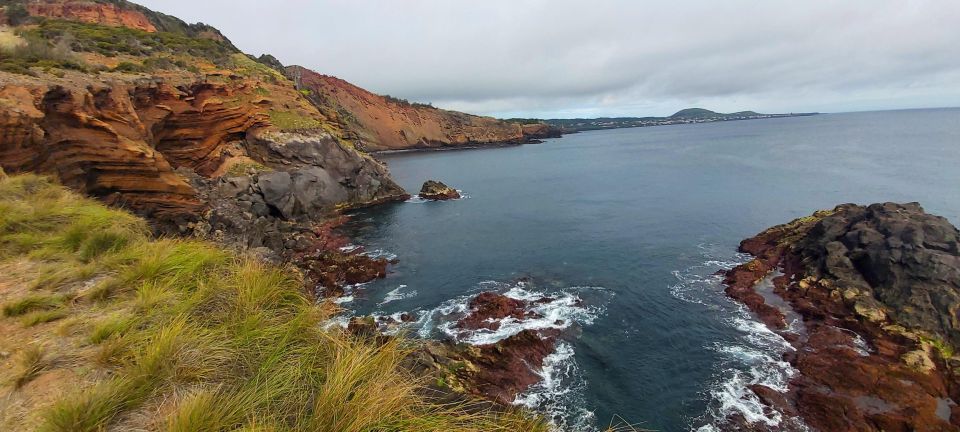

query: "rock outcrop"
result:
(418, 180), (460, 201)
(404, 291), (565, 405)
(724, 203), (960, 431)
(0, 73), (406, 226)
(289, 67), (556, 151)
(19, 0), (157, 31)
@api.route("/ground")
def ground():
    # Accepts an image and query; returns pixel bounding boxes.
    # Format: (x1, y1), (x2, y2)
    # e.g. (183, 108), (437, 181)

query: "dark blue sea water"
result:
(338, 108), (960, 431)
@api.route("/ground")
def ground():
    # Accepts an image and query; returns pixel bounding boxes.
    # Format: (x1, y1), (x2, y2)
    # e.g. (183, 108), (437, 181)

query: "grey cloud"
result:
(137, 0), (960, 117)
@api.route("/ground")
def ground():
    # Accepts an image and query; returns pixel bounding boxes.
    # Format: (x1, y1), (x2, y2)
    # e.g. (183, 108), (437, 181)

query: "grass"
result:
(268, 109), (325, 131)
(0, 174), (551, 431)
(20, 308), (69, 326)
(12, 345), (49, 388)
(2, 294), (66, 317)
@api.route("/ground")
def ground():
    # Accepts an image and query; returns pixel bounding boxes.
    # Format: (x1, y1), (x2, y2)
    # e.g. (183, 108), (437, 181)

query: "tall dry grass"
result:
(0, 174), (550, 431)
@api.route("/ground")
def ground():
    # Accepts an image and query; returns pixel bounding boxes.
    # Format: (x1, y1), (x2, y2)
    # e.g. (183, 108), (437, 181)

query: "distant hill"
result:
(510, 108), (818, 133)
(670, 108), (767, 119)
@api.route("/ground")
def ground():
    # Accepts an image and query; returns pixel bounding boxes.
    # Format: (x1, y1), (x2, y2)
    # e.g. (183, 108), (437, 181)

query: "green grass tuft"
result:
(3, 294), (66, 317)
(20, 308), (69, 327)
(12, 345), (49, 388)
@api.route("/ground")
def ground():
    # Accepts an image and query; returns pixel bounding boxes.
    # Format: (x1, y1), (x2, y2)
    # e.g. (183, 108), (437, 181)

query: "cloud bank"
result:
(137, 0), (960, 118)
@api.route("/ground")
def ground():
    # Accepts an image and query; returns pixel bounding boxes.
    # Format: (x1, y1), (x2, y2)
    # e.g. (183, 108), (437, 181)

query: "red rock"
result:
(457, 292), (529, 331)
(457, 329), (556, 405)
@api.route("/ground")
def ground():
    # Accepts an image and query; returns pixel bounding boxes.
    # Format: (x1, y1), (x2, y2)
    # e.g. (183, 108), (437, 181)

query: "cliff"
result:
(290, 67), (558, 152)
(21, 0), (157, 32)
(2, 0), (233, 43)
(0, 6), (406, 243)
(724, 203), (960, 431)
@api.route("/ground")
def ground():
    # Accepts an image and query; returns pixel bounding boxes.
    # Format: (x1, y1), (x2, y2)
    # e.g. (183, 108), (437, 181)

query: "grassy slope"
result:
(0, 174), (547, 432)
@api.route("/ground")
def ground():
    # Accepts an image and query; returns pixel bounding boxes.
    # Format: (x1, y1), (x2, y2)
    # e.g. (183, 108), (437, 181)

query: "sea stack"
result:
(419, 180), (461, 200)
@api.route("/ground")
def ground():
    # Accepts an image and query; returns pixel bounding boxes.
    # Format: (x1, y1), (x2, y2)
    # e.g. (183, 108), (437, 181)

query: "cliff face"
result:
(22, 0), (157, 32)
(0, 71), (405, 226)
(291, 67), (555, 152)
(0, 8), (407, 236)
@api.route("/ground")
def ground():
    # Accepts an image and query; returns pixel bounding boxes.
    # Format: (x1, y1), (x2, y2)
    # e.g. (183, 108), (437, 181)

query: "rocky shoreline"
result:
(723, 203), (960, 431)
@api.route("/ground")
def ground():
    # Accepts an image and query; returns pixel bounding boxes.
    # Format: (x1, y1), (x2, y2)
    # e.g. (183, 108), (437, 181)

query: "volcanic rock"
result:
(458, 291), (540, 331)
(419, 180), (461, 201)
(724, 203), (960, 431)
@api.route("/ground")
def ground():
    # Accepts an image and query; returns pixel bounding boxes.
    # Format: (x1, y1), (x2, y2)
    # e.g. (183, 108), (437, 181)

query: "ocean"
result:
(336, 108), (960, 431)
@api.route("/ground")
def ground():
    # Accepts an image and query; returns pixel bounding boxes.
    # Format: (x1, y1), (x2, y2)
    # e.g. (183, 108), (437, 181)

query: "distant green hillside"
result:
(669, 108), (763, 119)
(508, 108), (817, 133)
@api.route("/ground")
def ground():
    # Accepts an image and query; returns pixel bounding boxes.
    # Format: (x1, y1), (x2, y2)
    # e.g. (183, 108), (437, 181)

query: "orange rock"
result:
(24, 1), (157, 32)
(291, 67), (530, 151)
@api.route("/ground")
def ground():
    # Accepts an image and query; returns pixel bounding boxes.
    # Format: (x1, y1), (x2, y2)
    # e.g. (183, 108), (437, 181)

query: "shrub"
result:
(0, 33), (86, 76)
(24, 19), (236, 63)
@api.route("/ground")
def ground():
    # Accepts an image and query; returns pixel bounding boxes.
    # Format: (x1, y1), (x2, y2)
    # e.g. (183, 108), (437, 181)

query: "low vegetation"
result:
(23, 19), (236, 64)
(268, 109), (326, 131)
(0, 174), (548, 431)
(0, 32), (87, 76)
(382, 94), (435, 109)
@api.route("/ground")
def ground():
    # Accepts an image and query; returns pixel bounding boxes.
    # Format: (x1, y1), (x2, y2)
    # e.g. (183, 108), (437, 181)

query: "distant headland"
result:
(506, 108), (819, 133)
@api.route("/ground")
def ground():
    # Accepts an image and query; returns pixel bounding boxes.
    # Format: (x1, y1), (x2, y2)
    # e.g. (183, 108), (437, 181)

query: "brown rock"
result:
(418, 180), (461, 201)
(288, 67), (553, 151)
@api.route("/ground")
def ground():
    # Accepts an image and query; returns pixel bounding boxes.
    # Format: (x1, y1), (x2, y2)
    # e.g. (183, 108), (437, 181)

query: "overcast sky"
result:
(138, 0), (960, 118)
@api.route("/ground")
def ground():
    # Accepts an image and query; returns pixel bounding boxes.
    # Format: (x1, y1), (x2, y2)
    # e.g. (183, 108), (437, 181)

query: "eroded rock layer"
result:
(0, 71), (407, 228)
(725, 203), (960, 431)
(23, 0), (157, 31)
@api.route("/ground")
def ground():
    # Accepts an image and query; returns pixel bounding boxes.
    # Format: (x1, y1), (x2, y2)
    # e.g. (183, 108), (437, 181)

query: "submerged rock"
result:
(403, 290), (564, 405)
(723, 202), (960, 431)
(418, 180), (461, 201)
(458, 292), (533, 331)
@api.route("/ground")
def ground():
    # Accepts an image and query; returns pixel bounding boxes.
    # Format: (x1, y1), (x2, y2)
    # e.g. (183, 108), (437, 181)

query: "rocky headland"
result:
(289, 67), (560, 152)
(724, 203), (960, 431)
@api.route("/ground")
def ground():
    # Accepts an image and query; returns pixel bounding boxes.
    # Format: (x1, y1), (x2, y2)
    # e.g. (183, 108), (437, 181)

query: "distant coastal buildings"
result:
(506, 109), (819, 133)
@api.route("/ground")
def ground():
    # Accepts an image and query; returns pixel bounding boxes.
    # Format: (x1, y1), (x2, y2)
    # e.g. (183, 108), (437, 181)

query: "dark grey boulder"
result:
(797, 202), (960, 346)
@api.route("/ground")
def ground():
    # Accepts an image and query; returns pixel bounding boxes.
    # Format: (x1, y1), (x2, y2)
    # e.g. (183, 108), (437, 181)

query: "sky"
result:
(137, 0), (960, 119)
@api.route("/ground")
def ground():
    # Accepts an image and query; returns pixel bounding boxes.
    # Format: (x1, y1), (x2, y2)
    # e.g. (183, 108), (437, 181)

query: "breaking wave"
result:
(514, 341), (598, 431)
(413, 280), (607, 431)
(418, 281), (604, 345)
(378, 284), (418, 306)
(672, 244), (808, 431)
(404, 189), (470, 204)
